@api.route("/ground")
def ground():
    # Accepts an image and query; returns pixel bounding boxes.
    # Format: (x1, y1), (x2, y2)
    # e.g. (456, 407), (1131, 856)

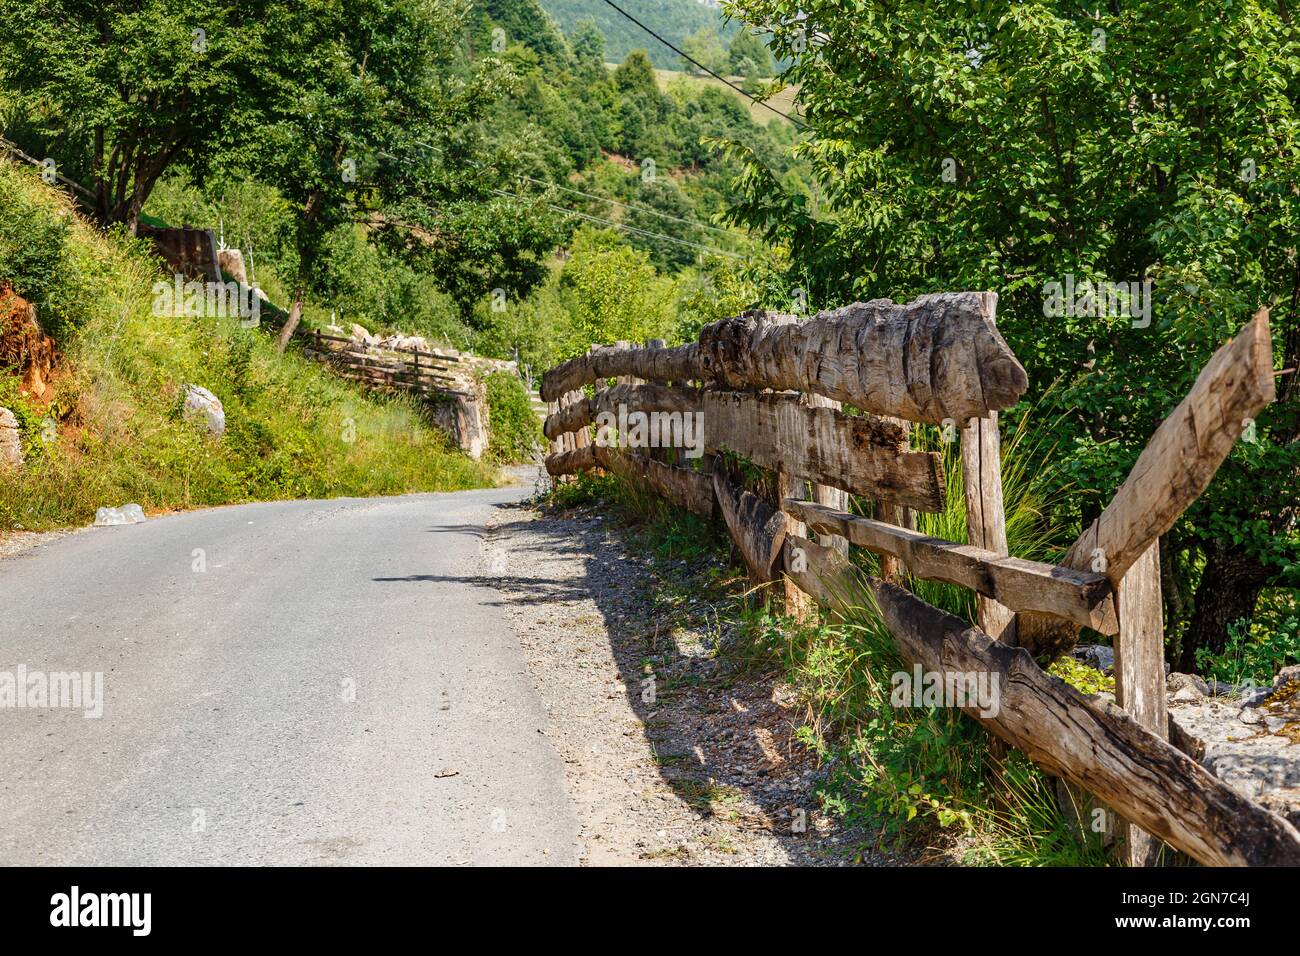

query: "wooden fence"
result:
(304, 330), (491, 459)
(303, 330), (466, 397)
(539, 291), (1300, 867)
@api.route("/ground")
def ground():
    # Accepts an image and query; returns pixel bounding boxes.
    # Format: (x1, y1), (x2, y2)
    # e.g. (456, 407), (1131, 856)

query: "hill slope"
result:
(0, 160), (492, 532)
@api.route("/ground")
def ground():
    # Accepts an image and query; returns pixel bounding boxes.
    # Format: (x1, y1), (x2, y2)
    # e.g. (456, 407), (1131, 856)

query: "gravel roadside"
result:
(481, 492), (885, 866)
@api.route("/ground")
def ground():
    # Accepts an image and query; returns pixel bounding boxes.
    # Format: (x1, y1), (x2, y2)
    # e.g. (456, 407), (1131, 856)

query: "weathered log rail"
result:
(540, 293), (1298, 867)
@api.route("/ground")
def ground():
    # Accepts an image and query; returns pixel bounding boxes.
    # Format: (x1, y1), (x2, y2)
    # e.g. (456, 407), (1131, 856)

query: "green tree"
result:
(0, 0), (264, 230)
(570, 18), (607, 73)
(681, 25), (730, 76)
(728, 28), (774, 78)
(625, 178), (699, 272)
(246, 0), (559, 348)
(612, 50), (668, 158)
(559, 227), (675, 354)
(725, 0), (1300, 667)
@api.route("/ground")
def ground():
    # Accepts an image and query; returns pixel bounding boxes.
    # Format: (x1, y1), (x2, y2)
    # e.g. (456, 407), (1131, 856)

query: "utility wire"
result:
(596, 0), (805, 128)
(517, 173), (740, 240)
(388, 139), (747, 255)
(392, 140), (741, 243)
(490, 187), (745, 259)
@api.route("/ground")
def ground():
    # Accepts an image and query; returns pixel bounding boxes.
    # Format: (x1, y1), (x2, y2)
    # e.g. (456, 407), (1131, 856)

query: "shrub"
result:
(0, 163), (71, 326)
(484, 369), (539, 464)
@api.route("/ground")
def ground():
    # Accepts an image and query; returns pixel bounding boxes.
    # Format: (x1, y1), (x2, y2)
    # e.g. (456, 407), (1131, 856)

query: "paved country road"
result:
(0, 481), (581, 865)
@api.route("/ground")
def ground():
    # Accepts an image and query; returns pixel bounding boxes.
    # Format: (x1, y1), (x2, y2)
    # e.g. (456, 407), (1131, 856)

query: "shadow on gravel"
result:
(482, 507), (873, 865)
(373, 571), (595, 607)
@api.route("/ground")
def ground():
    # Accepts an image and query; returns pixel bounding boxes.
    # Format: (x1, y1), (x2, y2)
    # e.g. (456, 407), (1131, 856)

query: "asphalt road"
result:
(0, 482), (581, 865)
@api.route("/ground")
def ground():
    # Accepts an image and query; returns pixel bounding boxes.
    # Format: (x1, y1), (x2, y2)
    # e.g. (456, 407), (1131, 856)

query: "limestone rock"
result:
(217, 248), (249, 286)
(0, 407), (22, 471)
(1170, 665), (1300, 830)
(182, 384), (226, 436)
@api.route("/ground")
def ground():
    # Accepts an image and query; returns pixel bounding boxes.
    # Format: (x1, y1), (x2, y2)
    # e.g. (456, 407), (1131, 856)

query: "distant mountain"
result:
(538, 0), (740, 69)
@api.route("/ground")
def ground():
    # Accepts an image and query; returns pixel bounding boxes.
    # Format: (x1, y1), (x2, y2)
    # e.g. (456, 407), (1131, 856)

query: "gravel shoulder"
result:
(482, 494), (882, 866)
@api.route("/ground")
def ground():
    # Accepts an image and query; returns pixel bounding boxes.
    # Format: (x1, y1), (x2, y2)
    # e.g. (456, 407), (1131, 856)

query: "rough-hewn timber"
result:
(784, 500), (1118, 634)
(1019, 308), (1277, 658)
(713, 471), (790, 583)
(780, 532), (1300, 867)
(543, 383), (700, 441)
(541, 293), (1028, 423)
(543, 385), (938, 512)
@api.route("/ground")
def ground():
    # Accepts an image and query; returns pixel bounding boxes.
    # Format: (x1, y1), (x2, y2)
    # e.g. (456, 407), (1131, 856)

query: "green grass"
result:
(0, 159), (493, 531)
(550, 412), (1114, 865)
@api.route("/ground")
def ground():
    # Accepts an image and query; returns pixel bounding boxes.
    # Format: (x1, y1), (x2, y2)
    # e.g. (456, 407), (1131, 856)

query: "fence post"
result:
(778, 469), (816, 623)
(878, 420), (912, 583)
(960, 412), (1017, 643)
(960, 411), (1017, 773)
(807, 393), (849, 556)
(1114, 542), (1168, 866)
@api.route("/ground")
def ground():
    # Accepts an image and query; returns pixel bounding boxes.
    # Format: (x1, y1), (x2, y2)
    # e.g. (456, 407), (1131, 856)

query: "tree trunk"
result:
(1178, 540), (1271, 673)
(276, 288), (306, 354)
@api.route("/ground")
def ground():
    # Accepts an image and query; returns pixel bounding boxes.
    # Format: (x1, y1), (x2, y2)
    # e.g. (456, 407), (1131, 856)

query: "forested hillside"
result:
(538, 0), (739, 68)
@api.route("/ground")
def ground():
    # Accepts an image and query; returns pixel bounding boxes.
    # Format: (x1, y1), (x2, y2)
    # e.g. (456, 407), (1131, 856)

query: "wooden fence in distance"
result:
(303, 330), (466, 397)
(539, 292), (1299, 867)
(304, 330), (493, 459)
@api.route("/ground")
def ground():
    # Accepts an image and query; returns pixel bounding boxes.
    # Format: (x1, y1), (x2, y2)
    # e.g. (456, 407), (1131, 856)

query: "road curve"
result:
(0, 481), (580, 865)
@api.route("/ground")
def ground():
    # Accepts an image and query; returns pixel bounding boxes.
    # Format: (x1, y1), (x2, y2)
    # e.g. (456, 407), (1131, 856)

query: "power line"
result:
(390, 137), (747, 256)
(490, 187), (745, 259)
(517, 173), (740, 240)
(596, 0), (805, 128)
(392, 141), (742, 243)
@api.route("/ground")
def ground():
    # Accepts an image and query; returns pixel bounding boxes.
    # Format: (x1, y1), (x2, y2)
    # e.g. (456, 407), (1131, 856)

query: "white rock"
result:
(0, 407), (22, 471)
(94, 503), (146, 527)
(349, 323), (377, 346)
(1239, 707), (1264, 726)
(1167, 672), (1209, 696)
(182, 384), (225, 436)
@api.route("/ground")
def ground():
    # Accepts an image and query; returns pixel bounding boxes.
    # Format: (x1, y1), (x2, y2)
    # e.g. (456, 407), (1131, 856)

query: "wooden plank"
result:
(543, 386), (938, 512)
(545, 444), (595, 476)
(1115, 543), (1168, 866)
(543, 383), (699, 441)
(808, 393), (849, 556)
(541, 341), (703, 401)
(542, 292), (1029, 423)
(713, 470), (791, 584)
(962, 413), (1017, 642)
(703, 392), (942, 512)
(542, 443), (714, 516)
(1019, 307), (1276, 658)
(784, 499), (1118, 634)
(778, 471), (815, 622)
(547, 401), (563, 458)
(778, 533), (1300, 867)
(782, 532), (861, 609)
